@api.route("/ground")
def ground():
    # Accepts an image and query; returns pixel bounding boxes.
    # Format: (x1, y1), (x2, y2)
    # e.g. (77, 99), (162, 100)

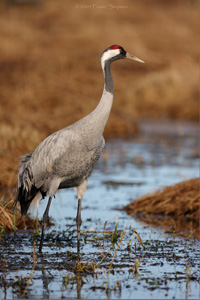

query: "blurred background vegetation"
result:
(0, 0), (198, 188)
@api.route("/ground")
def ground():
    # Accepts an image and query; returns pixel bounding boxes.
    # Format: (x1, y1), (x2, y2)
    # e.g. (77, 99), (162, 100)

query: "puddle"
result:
(0, 121), (199, 299)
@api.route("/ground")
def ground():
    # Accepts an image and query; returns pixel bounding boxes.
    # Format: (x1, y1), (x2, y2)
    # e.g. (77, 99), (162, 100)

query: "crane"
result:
(14, 45), (144, 253)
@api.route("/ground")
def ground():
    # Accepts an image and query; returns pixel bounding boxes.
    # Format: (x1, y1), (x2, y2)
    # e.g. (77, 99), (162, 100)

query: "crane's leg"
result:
(39, 196), (52, 253)
(76, 180), (88, 257)
(76, 197), (82, 256)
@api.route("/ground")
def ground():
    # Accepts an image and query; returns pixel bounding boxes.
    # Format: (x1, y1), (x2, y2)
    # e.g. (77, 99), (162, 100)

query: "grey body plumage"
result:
(15, 45), (144, 253)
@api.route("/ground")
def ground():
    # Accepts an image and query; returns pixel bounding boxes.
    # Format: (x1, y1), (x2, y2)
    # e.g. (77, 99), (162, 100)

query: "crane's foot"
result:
(39, 213), (50, 252)
(39, 196), (52, 253)
(76, 218), (82, 259)
(39, 221), (47, 253)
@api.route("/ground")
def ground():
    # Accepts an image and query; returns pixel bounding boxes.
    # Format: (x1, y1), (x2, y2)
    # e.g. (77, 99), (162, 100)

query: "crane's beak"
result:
(125, 52), (144, 63)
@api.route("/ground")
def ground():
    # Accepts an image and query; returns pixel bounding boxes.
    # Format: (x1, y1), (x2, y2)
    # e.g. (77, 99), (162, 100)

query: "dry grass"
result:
(124, 178), (199, 238)
(0, 195), (38, 231)
(0, 0), (198, 190)
(125, 178), (199, 219)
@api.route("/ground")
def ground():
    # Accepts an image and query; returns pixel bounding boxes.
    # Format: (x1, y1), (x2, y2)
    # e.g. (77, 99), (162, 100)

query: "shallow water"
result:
(0, 121), (199, 299)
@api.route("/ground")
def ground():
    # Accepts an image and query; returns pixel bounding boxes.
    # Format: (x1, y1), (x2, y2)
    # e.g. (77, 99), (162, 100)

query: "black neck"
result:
(104, 61), (113, 94)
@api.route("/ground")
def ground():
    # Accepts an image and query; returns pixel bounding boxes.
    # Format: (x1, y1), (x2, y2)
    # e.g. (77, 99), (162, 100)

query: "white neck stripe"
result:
(101, 49), (120, 70)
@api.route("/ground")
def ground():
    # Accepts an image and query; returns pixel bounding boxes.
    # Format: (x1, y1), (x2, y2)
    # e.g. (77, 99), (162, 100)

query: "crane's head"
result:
(101, 45), (144, 70)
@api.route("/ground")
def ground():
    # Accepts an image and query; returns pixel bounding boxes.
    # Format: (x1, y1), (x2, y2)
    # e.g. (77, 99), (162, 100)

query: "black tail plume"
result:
(14, 153), (39, 215)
